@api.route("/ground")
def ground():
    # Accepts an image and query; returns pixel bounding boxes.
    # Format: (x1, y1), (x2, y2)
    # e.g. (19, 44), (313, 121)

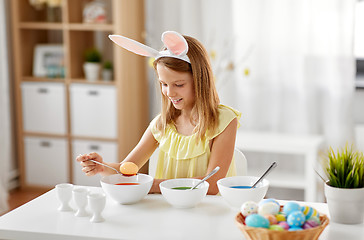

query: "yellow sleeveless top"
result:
(150, 104), (241, 179)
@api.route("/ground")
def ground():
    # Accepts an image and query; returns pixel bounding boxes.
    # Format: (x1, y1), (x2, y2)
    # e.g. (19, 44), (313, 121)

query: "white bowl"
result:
(217, 176), (269, 209)
(159, 178), (209, 208)
(100, 173), (153, 204)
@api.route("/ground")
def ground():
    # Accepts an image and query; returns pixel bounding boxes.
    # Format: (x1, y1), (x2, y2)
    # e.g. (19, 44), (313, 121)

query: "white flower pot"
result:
(102, 69), (113, 81)
(324, 183), (364, 224)
(83, 62), (101, 81)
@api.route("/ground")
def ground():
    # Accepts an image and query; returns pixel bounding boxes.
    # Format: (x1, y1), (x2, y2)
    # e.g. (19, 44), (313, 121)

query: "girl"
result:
(77, 31), (241, 195)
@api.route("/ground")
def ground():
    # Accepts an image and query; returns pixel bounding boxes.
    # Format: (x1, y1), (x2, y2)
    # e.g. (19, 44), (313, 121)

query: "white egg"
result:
(258, 202), (280, 215)
(240, 201), (258, 217)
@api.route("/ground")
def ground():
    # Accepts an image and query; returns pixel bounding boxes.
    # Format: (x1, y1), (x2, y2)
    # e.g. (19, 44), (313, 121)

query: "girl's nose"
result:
(166, 87), (175, 97)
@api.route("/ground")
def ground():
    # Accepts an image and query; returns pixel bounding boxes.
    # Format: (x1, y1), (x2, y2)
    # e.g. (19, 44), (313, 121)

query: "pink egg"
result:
(264, 214), (278, 225)
(302, 220), (320, 229)
(308, 215), (321, 225)
(278, 221), (290, 230)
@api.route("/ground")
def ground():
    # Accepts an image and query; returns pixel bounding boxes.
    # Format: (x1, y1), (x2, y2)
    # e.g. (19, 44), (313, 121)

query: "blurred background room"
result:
(1, 0), (364, 215)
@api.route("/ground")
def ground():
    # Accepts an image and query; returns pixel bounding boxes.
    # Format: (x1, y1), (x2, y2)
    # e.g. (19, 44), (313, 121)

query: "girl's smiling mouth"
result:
(170, 98), (182, 104)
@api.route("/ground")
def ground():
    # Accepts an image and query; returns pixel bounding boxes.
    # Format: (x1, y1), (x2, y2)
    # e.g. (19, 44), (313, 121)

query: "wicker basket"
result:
(235, 212), (329, 240)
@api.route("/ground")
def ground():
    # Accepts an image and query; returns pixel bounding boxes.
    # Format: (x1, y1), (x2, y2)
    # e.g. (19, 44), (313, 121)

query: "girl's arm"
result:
(121, 127), (159, 169)
(77, 127), (159, 177)
(205, 118), (238, 195)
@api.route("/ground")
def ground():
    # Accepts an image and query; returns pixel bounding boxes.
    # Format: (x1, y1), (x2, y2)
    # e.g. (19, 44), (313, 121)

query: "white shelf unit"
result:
(235, 131), (324, 202)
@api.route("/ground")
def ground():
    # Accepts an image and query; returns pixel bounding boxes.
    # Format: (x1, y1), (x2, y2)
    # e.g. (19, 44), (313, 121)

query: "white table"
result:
(0, 186), (363, 240)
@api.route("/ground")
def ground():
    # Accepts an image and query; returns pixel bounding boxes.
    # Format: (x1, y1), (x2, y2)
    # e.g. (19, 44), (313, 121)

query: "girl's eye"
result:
(176, 84), (184, 87)
(161, 83), (167, 87)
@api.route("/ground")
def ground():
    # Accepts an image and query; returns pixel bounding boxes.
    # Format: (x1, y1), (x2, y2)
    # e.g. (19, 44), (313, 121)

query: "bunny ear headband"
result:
(108, 31), (190, 64)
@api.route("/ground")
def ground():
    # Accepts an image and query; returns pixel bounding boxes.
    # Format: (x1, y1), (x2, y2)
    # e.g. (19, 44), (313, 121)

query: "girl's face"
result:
(157, 64), (195, 112)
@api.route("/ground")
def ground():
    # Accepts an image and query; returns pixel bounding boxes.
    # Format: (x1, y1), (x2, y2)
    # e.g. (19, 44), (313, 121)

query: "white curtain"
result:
(231, 0), (356, 148)
(0, 0), (11, 214)
(145, 0), (356, 149)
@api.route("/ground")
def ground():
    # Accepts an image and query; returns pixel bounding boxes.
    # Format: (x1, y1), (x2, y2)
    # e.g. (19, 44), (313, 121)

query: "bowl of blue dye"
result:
(217, 176), (269, 209)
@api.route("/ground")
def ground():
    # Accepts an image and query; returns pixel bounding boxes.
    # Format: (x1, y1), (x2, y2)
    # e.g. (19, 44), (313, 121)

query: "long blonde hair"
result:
(153, 35), (220, 141)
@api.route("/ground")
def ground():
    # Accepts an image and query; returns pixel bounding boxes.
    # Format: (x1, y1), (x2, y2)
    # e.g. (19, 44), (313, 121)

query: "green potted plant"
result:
(102, 61), (113, 81)
(83, 47), (102, 81)
(321, 144), (364, 224)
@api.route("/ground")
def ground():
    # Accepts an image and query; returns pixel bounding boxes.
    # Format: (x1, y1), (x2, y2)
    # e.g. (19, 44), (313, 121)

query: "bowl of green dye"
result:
(217, 176), (269, 209)
(159, 178), (209, 208)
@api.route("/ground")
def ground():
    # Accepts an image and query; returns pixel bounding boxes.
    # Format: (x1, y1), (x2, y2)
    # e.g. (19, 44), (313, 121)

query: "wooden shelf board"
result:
(22, 76), (65, 82)
(67, 23), (114, 31)
(70, 79), (115, 85)
(71, 136), (118, 142)
(19, 22), (63, 30)
(23, 132), (68, 138)
(19, 22), (114, 31)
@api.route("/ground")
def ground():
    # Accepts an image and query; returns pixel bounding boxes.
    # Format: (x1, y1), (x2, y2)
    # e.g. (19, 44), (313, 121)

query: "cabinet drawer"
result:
(21, 82), (67, 134)
(70, 84), (117, 138)
(72, 140), (118, 186)
(24, 136), (69, 186)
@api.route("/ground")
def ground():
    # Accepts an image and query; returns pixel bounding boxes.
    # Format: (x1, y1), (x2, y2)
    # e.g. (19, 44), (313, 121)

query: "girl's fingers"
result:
(88, 152), (103, 162)
(77, 152), (103, 176)
(82, 166), (96, 174)
(76, 154), (89, 162)
(80, 160), (96, 168)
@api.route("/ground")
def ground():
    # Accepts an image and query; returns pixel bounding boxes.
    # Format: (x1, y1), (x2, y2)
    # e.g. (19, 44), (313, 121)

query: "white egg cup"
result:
(88, 193), (106, 223)
(55, 183), (74, 212)
(73, 187), (89, 217)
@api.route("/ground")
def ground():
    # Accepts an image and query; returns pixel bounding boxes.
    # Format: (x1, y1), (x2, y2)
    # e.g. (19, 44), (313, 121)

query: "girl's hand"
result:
(76, 152), (104, 176)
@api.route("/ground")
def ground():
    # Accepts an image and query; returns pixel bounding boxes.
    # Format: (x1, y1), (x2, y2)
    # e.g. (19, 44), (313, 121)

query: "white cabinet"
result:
(72, 140), (118, 186)
(24, 136), (69, 186)
(70, 84), (117, 138)
(21, 82), (67, 134)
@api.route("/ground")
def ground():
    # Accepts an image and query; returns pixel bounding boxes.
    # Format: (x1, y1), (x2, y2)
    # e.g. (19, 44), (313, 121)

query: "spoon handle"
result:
(191, 166), (220, 190)
(88, 159), (121, 174)
(251, 161), (277, 188)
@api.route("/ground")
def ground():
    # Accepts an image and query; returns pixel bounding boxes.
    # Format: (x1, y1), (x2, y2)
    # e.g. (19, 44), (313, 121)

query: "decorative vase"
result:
(324, 183), (364, 224)
(83, 62), (100, 81)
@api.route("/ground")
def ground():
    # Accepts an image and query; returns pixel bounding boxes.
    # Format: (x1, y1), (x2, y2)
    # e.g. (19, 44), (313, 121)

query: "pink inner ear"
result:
(163, 33), (187, 55)
(109, 36), (155, 57)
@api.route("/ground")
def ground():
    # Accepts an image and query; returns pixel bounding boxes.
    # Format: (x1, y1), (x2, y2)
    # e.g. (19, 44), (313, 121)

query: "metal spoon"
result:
(87, 159), (122, 175)
(251, 161), (277, 188)
(190, 166), (220, 190)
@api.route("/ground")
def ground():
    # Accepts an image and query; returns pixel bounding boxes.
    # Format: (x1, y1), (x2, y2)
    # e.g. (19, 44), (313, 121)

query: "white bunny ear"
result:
(108, 35), (159, 57)
(161, 31), (188, 56)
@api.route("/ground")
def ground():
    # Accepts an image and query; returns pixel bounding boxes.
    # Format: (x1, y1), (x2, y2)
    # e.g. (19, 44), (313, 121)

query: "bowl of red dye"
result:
(100, 173), (153, 204)
(217, 176), (269, 209)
